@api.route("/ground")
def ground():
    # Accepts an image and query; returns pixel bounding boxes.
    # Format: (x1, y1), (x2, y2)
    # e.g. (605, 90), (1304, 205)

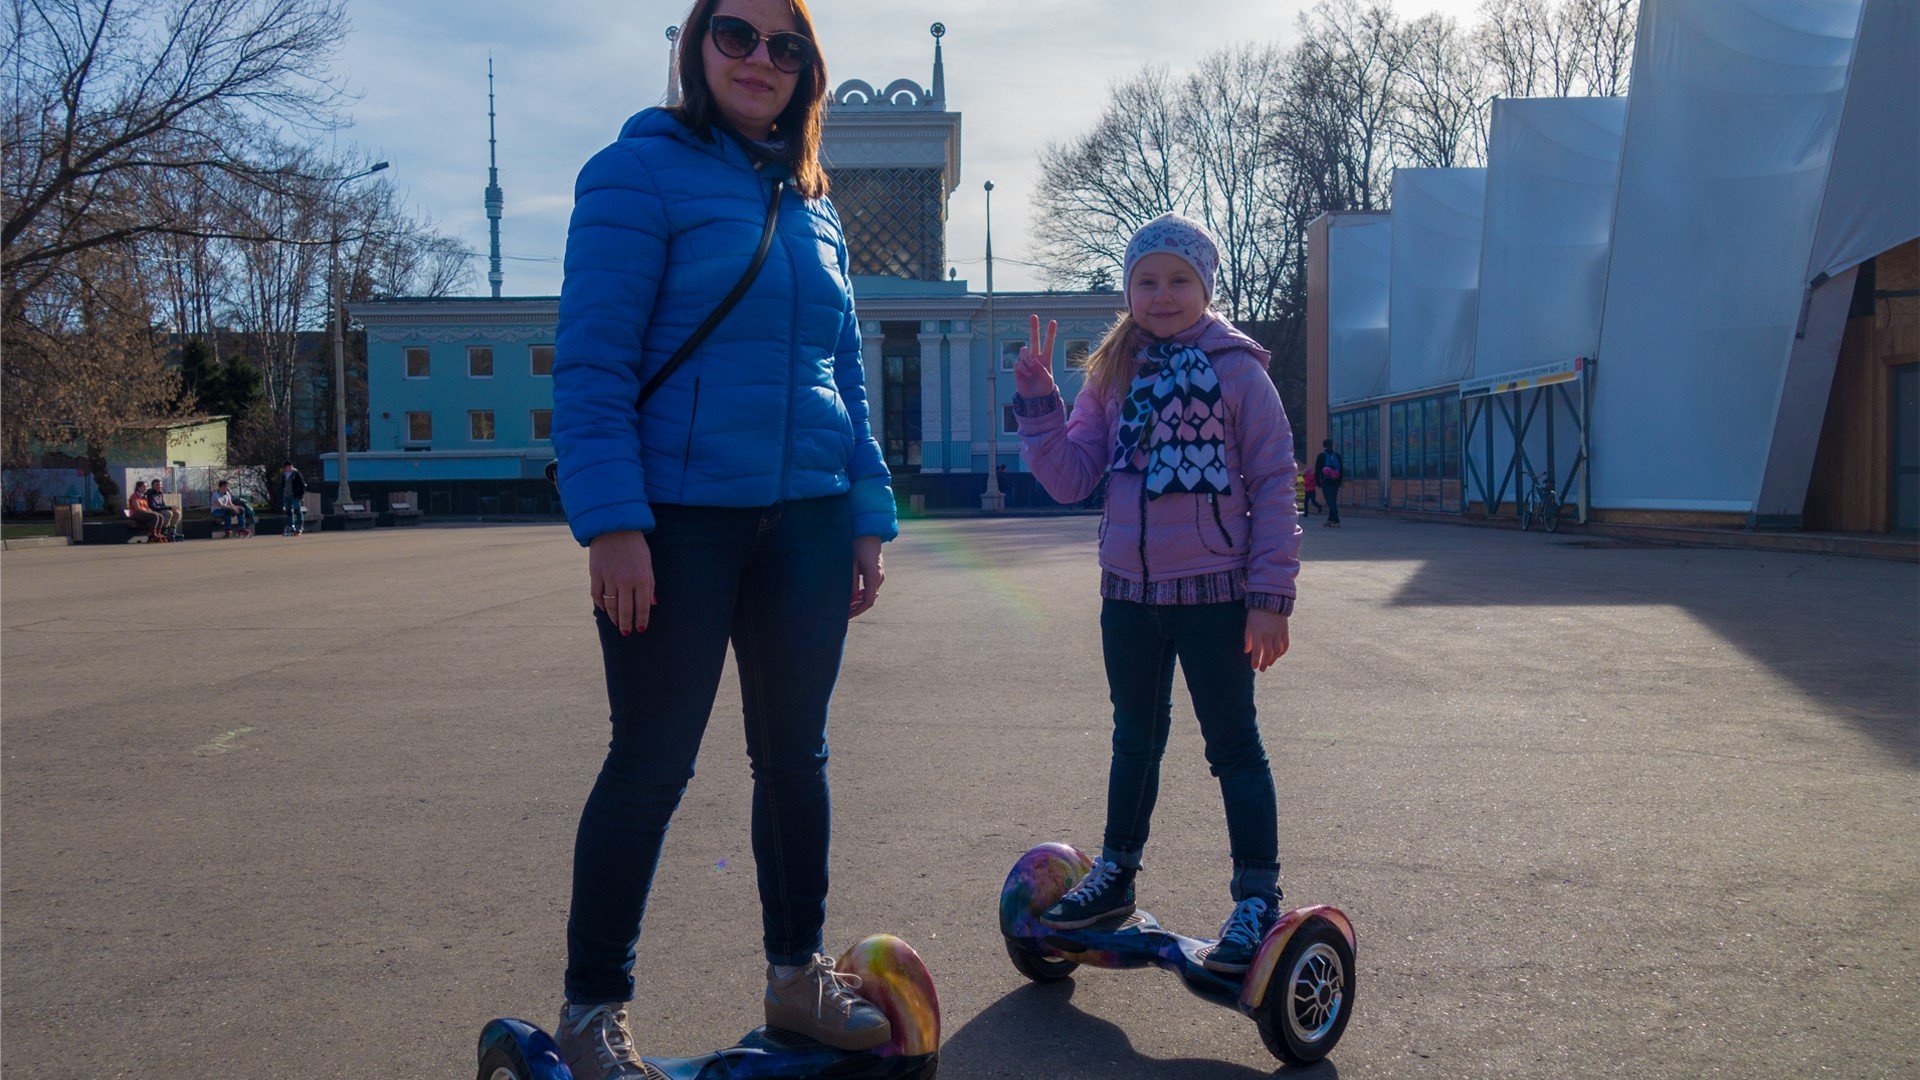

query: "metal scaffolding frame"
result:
(1461, 358), (1593, 523)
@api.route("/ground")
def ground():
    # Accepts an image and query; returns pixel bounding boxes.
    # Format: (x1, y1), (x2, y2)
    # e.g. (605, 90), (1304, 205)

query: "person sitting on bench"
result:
(210, 480), (256, 537)
(147, 479), (184, 540)
(127, 482), (165, 542)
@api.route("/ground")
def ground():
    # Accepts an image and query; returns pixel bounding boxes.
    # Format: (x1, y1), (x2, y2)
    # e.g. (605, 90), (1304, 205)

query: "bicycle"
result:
(1520, 469), (1563, 533)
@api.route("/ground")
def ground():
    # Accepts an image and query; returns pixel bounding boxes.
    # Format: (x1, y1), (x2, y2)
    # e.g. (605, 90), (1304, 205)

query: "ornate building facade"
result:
(328, 26), (1121, 513)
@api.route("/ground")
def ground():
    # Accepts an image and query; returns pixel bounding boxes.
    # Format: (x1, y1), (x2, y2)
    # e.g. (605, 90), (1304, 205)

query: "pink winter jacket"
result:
(1015, 314), (1302, 613)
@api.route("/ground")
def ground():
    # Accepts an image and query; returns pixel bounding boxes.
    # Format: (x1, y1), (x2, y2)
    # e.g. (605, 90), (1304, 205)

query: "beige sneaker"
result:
(763, 954), (892, 1051)
(554, 1002), (662, 1080)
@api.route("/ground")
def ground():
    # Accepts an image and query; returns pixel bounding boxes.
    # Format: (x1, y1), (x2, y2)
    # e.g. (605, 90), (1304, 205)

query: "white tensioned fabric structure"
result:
(1592, 0), (1917, 515)
(1327, 213), (1393, 406)
(1466, 97), (1628, 514)
(1755, 0), (1920, 521)
(1387, 169), (1486, 397)
(1473, 98), (1627, 382)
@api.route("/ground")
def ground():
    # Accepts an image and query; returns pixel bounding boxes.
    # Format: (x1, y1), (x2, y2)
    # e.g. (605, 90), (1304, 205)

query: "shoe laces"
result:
(1061, 860), (1122, 905)
(564, 1003), (647, 1076)
(1219, 897), (1271, 949)
(800, 954), (869, 1019)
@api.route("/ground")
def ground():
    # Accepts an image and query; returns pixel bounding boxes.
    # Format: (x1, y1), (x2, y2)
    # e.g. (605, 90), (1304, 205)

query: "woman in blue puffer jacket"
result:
(548, 2), (897, 1074)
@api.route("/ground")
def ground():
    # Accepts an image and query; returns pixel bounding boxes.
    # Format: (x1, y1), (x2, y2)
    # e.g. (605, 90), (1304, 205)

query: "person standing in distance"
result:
(1313, 439), (1343, 528)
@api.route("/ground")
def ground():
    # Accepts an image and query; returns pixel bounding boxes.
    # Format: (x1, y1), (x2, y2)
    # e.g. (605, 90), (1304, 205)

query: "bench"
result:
(333, 499), (377, 531)
(387, 491), (422, 526)
(184, 517), (249, 540)
(82, 521), (137, 544)
(118, 508), (159, 543)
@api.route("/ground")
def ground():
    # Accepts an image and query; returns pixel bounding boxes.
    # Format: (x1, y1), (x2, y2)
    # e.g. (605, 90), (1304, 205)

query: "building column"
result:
(918, 324), (946, 472)
(859, 321), (885, 418)
(946, 322), (974, 471)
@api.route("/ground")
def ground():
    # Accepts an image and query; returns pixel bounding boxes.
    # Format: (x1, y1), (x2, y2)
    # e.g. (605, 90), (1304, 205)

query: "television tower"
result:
(485, 58), (504, 298)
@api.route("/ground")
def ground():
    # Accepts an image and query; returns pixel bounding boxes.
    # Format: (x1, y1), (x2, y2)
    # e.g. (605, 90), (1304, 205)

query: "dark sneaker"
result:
(1040, 859), (1136, 929)
(1200, 895), (1280, 974)
(764, 954), (891, 1051)
(554, 1002), (661, 1080)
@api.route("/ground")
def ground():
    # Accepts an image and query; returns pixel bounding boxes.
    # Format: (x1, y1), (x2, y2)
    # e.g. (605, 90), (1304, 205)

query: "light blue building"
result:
(330, 28), (1123, 512)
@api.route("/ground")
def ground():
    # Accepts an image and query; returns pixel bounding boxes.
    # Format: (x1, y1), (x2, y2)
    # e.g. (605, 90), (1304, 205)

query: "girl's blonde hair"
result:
(1080, 311), (1144, 400)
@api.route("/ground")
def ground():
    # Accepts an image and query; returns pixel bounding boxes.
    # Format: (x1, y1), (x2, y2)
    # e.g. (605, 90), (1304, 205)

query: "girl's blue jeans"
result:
(564, 495), (853, 1006)
(1098, 598), (1281, 903)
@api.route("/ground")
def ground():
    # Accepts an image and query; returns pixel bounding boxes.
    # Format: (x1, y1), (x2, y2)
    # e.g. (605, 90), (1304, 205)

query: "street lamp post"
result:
(331, 161), (389, 509)
(981, 180), (1005, 511)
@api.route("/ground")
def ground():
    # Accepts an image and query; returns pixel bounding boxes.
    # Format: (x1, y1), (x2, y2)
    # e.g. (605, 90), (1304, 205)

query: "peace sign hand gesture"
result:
(1013, 314), (1059, 401)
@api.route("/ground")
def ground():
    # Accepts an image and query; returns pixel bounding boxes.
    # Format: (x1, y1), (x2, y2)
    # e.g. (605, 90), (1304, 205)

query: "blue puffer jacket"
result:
(552, 108), (897, 545)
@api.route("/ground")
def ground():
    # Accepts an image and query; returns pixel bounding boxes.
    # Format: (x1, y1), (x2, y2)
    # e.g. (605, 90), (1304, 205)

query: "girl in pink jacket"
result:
(1011, 212), (1303, 973)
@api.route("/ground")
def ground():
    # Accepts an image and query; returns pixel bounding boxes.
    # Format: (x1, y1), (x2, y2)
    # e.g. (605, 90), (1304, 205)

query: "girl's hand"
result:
(850, 535), (885, 618)
(1013, 314), (1059, 401)
(590, 530), (656, 635)
(1245, 609), (1289, 672)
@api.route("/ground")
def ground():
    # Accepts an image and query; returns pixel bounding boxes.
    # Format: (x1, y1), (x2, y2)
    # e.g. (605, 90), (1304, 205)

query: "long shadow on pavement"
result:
(940, 980), (1336, 1079)
(1306, 518), (1919, 766)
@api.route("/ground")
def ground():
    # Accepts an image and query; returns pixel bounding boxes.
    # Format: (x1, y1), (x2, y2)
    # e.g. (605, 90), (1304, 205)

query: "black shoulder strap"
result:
(636, 178), (785, 409)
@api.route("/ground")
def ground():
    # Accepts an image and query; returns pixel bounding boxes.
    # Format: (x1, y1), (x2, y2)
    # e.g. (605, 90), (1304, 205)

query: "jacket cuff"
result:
(1012, 391), (1063, 418)
(567, 500), (657, 547)
(850, 475), (900, 542)
(1246, 592), (1294, 616)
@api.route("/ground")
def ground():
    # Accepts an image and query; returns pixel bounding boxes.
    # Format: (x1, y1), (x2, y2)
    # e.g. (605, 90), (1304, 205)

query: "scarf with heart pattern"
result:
(1111, 339), (1230, 499)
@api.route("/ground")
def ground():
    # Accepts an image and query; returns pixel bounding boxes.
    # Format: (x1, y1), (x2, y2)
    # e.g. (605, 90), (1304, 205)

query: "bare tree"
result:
(218, 143), (329, 460)
(1030, 65), (1187, 289)
(1565, 0), (1637, 96)
(1179, 45), (1295, 321)
(1477, 0), (1635, 99)
(1396, 13), (1489, 167)
(1476, 0), (1574, 98)
(2, 0), (349, 293)
(1294, 0), (1410, 213)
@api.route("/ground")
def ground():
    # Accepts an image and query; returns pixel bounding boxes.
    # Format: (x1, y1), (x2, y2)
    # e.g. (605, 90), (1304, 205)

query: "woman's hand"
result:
(590, 530), (656, 635)
(1245, 609), (1290, 672)
(850, 535), (885, 618)
(1013, 314), (1059, 401)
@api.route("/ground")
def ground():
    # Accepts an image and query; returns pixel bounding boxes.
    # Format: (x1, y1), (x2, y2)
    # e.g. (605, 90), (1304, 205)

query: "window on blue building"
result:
(531, 345), (554, 377)
(407, 412), (432, 442)
(470, 411), (495, 441)
(405, 347), (430, 378)
(469, 347), (493, 378)
(531, 410), (552, 440)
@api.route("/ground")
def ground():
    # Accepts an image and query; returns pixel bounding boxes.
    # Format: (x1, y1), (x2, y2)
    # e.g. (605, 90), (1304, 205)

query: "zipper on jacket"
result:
(1135, 410), (1152, 587)
(777, 179), (799, 503)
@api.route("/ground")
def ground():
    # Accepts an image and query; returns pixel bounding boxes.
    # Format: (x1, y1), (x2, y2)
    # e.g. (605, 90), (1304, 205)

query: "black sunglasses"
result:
(708, 14), (812, 74)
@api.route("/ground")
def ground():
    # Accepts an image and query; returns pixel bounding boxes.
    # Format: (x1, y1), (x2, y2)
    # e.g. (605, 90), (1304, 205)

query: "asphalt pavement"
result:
(2, 517), (1915, 1078)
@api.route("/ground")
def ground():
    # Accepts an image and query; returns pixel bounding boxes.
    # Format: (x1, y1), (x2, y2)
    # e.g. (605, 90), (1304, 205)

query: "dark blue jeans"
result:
(1099, 598), (1280, 903)
(565, 495), (853, 1005)
(281, 496), (305, 532)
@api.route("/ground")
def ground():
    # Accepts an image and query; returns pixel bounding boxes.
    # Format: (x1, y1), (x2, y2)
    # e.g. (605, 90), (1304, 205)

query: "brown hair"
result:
(1080, 312), (1145, 400)
(671, 0), (831, 200)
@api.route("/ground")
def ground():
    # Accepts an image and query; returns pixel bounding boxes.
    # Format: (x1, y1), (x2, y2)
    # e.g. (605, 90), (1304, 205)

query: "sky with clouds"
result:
(331, 0), (1484, 296)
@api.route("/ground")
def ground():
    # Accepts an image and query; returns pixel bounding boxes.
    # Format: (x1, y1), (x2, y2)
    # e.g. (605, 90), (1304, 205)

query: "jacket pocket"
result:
(1195, 493), (1243, 556)
(678, 377), (702, 501)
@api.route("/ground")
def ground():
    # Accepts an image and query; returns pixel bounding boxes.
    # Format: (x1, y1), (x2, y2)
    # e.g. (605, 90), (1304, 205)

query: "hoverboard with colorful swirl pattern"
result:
(999, 843), (1354, 1065)
(477, 934), (939, 1080)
